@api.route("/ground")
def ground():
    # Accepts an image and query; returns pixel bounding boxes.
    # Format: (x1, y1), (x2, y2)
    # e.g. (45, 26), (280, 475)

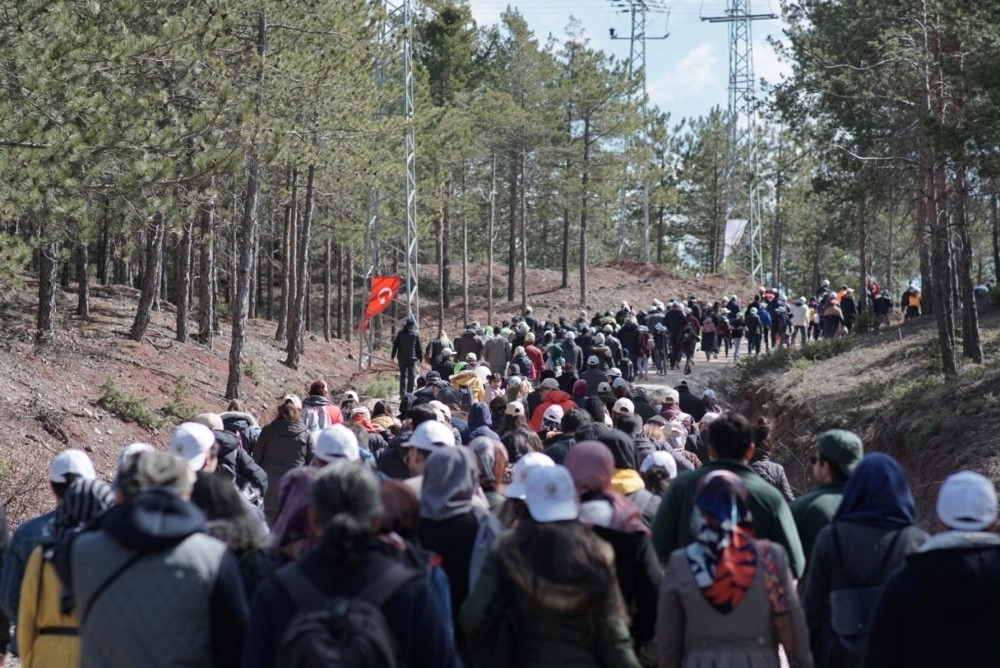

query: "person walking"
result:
(656, 470), (813, 668)
(392, 318), (423, 397)
(864, 471), (1000, 668)
(253, 395), (314, 521)
(802, 453), (928, 668)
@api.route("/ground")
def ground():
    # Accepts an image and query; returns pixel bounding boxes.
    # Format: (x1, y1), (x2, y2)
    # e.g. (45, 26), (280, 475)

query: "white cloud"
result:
(647, 41), (726, 113)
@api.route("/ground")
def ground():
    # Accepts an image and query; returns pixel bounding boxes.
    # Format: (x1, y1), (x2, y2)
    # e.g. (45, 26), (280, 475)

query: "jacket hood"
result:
(906, 532), (1000, 613)
(99, 488), (206, 552)
(271, 418), (308, 437)
(419, 447), (478, 521)
(468, 401), (492, 429)
(211, 428), (241, 456)
(303, 395), (332, 408)
(610, 469), (645, 495)
(597, 429), (638, 470)
(547, 390), (572, 404)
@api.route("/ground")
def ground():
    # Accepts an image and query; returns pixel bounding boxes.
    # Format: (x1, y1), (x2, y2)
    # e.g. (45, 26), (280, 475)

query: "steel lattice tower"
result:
(703, 1), (774, 286)
(609, 1), (668, 262)
(361, 0), (419, 369)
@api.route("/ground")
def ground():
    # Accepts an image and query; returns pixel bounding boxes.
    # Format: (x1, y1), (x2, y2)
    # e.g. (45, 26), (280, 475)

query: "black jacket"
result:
(592, 524), (662, 648)
(392, 325), (422, 363)
(864, 535), (1000, 668)
(213, 429), (268, 495)
(676, 385), (704, 421)
(617, 323), (639, 361)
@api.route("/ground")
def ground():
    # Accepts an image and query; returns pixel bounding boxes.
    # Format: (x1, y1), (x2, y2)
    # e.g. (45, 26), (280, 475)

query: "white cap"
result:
(587, 355), (600, 366)
(700, 412), (720, 425)
(542, 405), (564, 425)
(342, 390), (359, 403)
(505, 401), (525, 417)
(116, 442), (155, 476)
(282, 394), (303, 410)
(466, 352), (477, 362)
(663, 388), (680, 404)
(404, 420), (456, 453)
(612, 398), (634, 415)
(597, 381), (612, 394)
(50, 449), (97, 483)
(193, 413), (224, 431)
(428, 400), (451, 422)
(540, 378), (560, 390)
(640, 451), (678, 479)
(170, 422), (216, 471)
(937, 471), (998, 531)
(607, 368), (622, 378)
(504, 452), (555, 499)
(524, 465), (579, 523)
(315, 425), (360, 463)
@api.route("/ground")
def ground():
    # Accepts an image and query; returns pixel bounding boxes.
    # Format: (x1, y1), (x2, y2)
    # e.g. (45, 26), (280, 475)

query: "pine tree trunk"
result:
(579, 121), (591, 307)
(858, 190), (869, 318)
(176, 220), (193, 342)
(346, 251), (354, 342)
(37, 241), (59, 335)
(992, 193), (1000, 284)
(507, 154), (517, 302)
(954, 158), (982, 362)
(561, 207), (570, 289)
(442, 174), (451, 309)
(437, 184), (445, 333)
(198, 200), (216, 347)
(336, 242), (344, 340)
(249, 229), (259, 321)
(266, 229), (274, 321)
(130, 212), (166, 342)
(324, 239), (331, 342)
(462, 211), (469, 326)
(285, 164), (315, 369)
(76, 242), (90, 319)
(488, 151), (496, 325)
(930, 155), (957, 376)
(285, 170), (299, 340)
(520, 149), (528, 313)
(97, 197), (110, 286)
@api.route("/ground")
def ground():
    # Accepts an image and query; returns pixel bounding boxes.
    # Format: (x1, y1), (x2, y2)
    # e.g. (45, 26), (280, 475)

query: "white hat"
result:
(282, 394), (303, 410)
(703, 389), (717, 400)
(523, 465), (579, 523)
(937, 471), (998, 531)
(607, 368), (622, 378)
(193, 413), (224, 431)
(428, 400), (451, 422)
(539, 378), (560, 390)
(466, 352), (477, 362)
(667, 420), (687, 438)
(116, 442), (155, 476)
(612, 377), (628, 389)
(505, 401), (525, 417)
(542, 404), (564, 425)
(50, 449), (97, 483)
(663, 388), (680, 404)
(404, 420), (456, 452)
(342, 390), (360, 403)
(612, 397), (634, 415)
(169, 422), (216, 471)
(587, 355), (600, 366)
(597, 381), (612, 394)
(640, 451), (678, 479)
(700, 412), (721, 425)
(504, 452), (555, 499)
(315, 425), (360, 463)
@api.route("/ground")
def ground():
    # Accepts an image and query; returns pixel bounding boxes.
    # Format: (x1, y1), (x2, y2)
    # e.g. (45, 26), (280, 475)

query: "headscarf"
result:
(50, 478), (115, 544)
(419, 447), (478, 521)
(352, 407), (382, 434)
(834, 452), (916, 529)
(685, 470), (757, 615)
(270, 467), (319, 563)
(565, 441), (648, 534)
(470, 436), (508, 490)
(572, 379), (588, 398)
(596, 429), (639, 471)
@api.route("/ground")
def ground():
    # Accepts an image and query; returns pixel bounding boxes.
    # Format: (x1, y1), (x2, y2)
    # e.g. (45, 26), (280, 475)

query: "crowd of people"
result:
(0, 292), (995, 668)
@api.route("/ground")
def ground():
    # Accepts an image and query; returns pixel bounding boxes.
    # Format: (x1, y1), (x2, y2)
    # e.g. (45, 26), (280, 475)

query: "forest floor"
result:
(0, 260), (750, 527)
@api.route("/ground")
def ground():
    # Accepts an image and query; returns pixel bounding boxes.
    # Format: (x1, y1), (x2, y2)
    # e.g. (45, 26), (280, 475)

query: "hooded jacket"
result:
(213, 429), (268, 496)
(253, 418), (313, 520)
(482, 335), (511, 372)
(461, 402), (501, 445)
(392, 323), (422, 363)
(617, 321), (639, 360)
(71, 489), (247, 668)
(864, 532), (1000, 668)
(529, 390), (576, 433)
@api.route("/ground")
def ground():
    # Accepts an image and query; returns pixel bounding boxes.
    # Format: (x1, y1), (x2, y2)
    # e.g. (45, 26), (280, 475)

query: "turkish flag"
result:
(360, 276), (401, 331)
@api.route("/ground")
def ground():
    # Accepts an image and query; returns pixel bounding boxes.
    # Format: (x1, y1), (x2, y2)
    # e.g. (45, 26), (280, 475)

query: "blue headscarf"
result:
(834, 453), (916, 529)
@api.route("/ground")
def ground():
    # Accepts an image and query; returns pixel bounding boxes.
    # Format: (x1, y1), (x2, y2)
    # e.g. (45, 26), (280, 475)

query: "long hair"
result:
(278, 399), (302, 423)
(312, 461), (383, 563)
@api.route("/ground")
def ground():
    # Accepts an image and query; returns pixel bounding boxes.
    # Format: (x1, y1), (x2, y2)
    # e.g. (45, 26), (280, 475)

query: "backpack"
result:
(276, 561), (422, 668)
(700, 317), (715, 334)
(618, 357), (635, 382)
(302, 403), (334, 434)
(640, 332), (654, 354)
(458, 386), (474, 413)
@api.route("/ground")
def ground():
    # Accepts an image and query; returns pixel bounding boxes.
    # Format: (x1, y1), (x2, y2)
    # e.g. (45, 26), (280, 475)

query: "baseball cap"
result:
(816, 429), (864, 477)
(428, 400), (452, 422)
(504, 452), (556, 499)
(282, 394), (303, 410)
(612, 377), (628, 389)
(466, 352), (477, 362)
(937, 471), (998, 532)
(403, 420), (456, 452)
(505, 401), (525, 417)
(612, 398), (634, 415)
(542, 405), (564, 424)
(169, 422), (216, 471)
(646, 415), (667, 426)
(640, 451), (678, 479)
(315, 425), (360, 463)
(703, 389), (716, 401)
(193, 413), (224, 431)
(663, 388), (680, 404)
(524, 465), (579, 523)
(342, 390), (360, 403)
(597, 381), (612, 394)
(607, 368), (622, 379)
(587, 355), (600, 366)
(441, 348), (454, 356)
(540, 378), (560, 390)
(50, 449), (97, 484)
(425, 371), (441, 382)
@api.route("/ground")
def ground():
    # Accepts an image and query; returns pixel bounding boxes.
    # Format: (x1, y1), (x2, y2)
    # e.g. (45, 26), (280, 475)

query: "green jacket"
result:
(651, 460), (807, 578)
(460, 537), (640, 668)
(789, 482), (844, 563)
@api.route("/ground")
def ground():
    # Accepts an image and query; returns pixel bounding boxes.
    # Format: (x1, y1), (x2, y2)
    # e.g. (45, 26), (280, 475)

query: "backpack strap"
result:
(357, 562), (423, 608)
(275, 564), (328, 611)
(831, 524), (904, 588)
(277, 561), (421, 613)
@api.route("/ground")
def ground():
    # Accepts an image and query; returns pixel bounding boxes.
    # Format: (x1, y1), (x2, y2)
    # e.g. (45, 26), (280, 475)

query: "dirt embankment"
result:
(722, 304), (1000, 521)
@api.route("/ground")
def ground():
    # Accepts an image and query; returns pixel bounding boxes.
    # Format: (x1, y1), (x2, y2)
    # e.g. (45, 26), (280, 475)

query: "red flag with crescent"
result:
(360, 276), (401, 331)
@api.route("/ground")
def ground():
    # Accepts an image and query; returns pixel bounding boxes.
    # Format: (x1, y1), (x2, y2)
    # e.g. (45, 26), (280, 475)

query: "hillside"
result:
(0, 261), (748, 527)
(722, 303), (1000, 521)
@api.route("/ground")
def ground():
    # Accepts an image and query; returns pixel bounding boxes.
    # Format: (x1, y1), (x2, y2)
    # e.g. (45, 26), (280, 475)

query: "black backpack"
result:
(276, 561), (422, 668)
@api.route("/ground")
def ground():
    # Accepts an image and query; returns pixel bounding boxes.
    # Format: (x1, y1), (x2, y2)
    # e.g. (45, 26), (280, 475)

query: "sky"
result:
(466, 0), (792, 125)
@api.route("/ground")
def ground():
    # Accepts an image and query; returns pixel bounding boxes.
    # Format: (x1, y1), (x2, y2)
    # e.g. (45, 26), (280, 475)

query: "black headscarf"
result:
(597, 429), (639, 471)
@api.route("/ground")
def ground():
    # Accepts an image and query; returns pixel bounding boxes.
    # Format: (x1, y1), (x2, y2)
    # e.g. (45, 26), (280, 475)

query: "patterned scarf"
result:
(50, 478), (115, 544)
(270, 466), (319, 564)
(685, 470), (758, 614)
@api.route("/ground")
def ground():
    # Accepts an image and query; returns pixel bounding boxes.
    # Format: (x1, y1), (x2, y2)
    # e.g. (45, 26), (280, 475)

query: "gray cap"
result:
(817, 429), (864, 476)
